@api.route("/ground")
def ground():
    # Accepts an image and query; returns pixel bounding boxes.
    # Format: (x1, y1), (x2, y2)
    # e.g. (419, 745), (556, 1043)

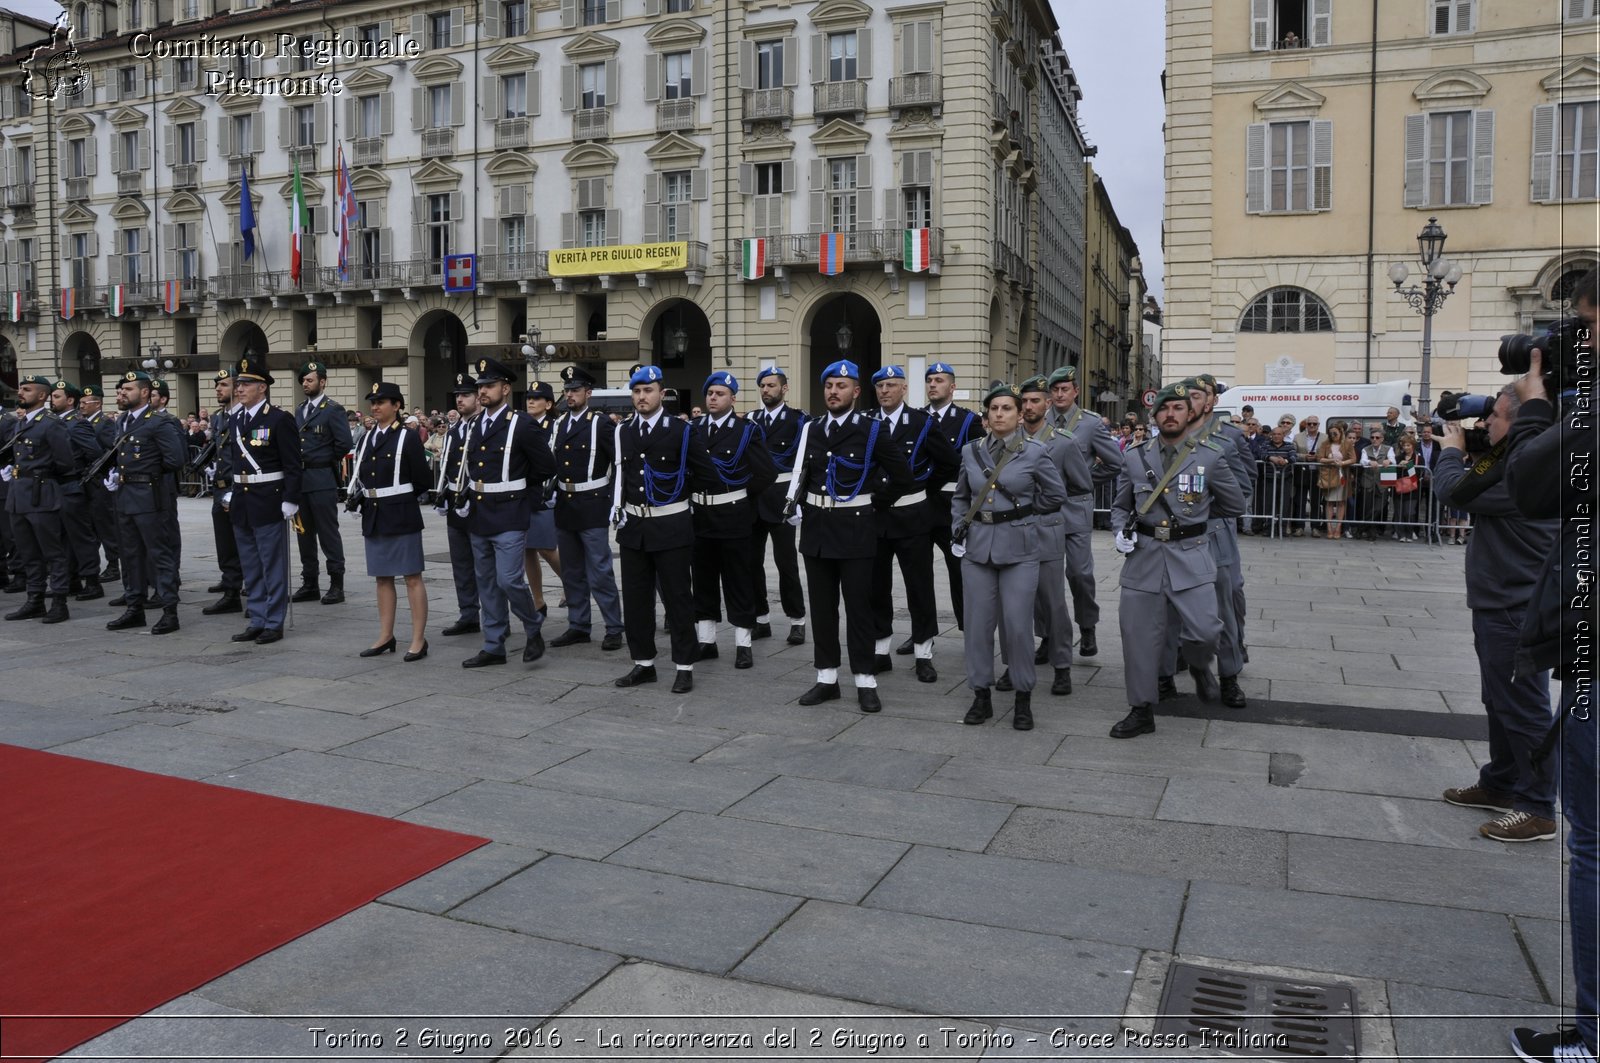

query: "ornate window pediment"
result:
(811, 117), (870, 152)
(484, 44), (538, 69)
(164, 190), (204, 215)
(109, 106), (147, 129)
(217, 91), (262, 114)
(342, 67), (393, 91)
(1412, 68), (1492, 106)
(1542, 56), (1600, 95)
(743, 18), (796, 39)
(485, 152), (537, 179)
(1253, 81), (1326, 119)
(60, 203), (97, 227)
(810, 0), (871, 29)
(411, 159), (463, 188)
(220, 182), (261, 208)
(110, 197), (149, 221)
(645, 131), (704, 167)
(163, 96), (204, 121)
(277, 176), (325, 200)
(561, 142), (618, 175)
(644, 18), (706, 47)
(349, 169), (390, 195)
(411, 55), (463, 84)
(59, 114), (93, 137)
(563, 32), (620, 61)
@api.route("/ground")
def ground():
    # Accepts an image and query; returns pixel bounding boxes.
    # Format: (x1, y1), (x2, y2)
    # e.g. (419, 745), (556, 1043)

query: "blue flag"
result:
(239, 165), (256, 261)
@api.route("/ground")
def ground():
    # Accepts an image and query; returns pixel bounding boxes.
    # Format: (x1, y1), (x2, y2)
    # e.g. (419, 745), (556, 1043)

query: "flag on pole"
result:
(289, 157), (309, 288)
(335, 144), (356, 282)
(819, 232), (845, 276)
(109, 284), (125, 316)
(903, 228), (931, 273)
(163, 279), (181, 314)
(8, 291), (20, 323)
(740, 238), (765, 281)
(59, 287), (74, 320)
(239, 165), (256, 261)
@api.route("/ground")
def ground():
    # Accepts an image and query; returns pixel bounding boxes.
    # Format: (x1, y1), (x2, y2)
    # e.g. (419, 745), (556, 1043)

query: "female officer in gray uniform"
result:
(951, 382), (1066, 731)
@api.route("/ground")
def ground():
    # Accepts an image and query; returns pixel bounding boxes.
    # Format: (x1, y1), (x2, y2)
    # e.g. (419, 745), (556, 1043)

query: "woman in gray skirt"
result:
(350, 381), (434, 661)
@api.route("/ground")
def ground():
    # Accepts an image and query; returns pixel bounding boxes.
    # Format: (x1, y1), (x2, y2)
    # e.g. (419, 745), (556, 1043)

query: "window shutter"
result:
(738, 41), (755, 90)
(781, 159), (795, 192)
(449, 191), (463, 226)
(644, 53), (661, 102)
(884, 188), (898, 229)
(278, 107), (291, 150)
(561, 65), (576, 110)
(502, 185), (526, 215)
(412, 194), (426, 256)
(856, 154), (872, 188)
(412, 86), (425, 130)
(162, 224), (176, 278)
(381, 92), (395, 135)
(739, 163), (753, 195)
(645, 0), (659, 13)
(751, 195), (769, 236)
(561, 0), (577, 29)
(604, 208), (619, 241)
(1309, 0), (1331, 46)
(157, 59), (172, 94)
(379, 19), (393, 41)
(482, 75), (498, 117)
(84, 141), (97, 175)
(857, 27), (873, 79)
(642, 204), (659, 242)
(163, 125), (174, 161)
(1244, 122), (1267, 213)
(809, 189), (826, 234)
(605, 59), (619, 104)
(1531, 103), (1556, 203)
(917, 151), (934, 185)
(692, 168), (708, 200)
(195, 120), (207, 161)
(529, 71), (542, 115)
(105, 69), (119, 103)
(88, 232), (99, 258)
(451, 8), (464, 46)
(855, 187), (873, 230)
(451, 85), (466, 125)
(314, 100), (329, 144)
(1250, 0), (1271, 50)
(782, 37), (799, 87)
(644, 172), (660, 205)
(344, 95), (356, 131)
(1456, 0), (1474, 32)
(482, 216), (499, 254)
(1311, 119), (1333, 210)
(139, 130), (151, 169)
(1403, 113), (1426, 207)
(691, 48), (707, 95)
(1470, 108), (1494, 204)
(481, 1), (499, 38)
(1568, 0), (1593, 19)
(811, 34), (825, 84)
(561, 211), (575, 247)
(606, 0), (621, 21)
(410, 13), (425, 39)
(109, 136), (121, 174)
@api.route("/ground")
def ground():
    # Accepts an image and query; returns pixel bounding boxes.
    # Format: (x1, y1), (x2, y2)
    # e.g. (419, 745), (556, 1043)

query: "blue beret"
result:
(756, 366), (786, 384)
(629, 365), (664, 387)
(871, 365), (906, 384)
(926, 362), (956, 379)
(703, 371), (738, 394)
(821, 359), (859, 382)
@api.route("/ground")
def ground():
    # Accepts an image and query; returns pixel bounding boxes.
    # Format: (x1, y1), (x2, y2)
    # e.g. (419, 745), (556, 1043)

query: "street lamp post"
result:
(519, 324), (545, 377)
(1388, 216), (1463, 415)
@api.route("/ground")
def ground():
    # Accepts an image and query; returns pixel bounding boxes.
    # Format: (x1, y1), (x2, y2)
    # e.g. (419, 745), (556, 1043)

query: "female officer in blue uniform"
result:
(349, 381), (433, 661)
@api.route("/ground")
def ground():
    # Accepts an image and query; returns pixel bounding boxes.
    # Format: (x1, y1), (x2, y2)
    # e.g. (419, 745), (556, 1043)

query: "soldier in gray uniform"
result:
(952, 383), (1066, 731)
(105, 371), (187, 635)
(4, 375), (76, 624)
(291, 361), (353, 605)
(1108, 383), (1246, 738)
(1045, 365), (1122, 658)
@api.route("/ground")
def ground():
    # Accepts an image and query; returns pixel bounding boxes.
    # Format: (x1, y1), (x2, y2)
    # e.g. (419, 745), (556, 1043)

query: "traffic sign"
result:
(1141, 388), (1158, 408)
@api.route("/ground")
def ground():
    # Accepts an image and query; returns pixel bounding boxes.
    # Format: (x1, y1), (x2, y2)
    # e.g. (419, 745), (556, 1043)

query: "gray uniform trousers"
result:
(446, 520), (480, 624)
(1032, 557), (1073, 668)
(473, 528), (542, 656)
(556, 525), (623, 636)
(1062, 496), (1099, 629)
(1123, 571), (1222, 708)
(1161, 519), (1243, 679)
(965, 559), (1041, 691)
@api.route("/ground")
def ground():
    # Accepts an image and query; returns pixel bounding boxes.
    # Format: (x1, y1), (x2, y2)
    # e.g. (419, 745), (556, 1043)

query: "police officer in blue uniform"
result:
(434, 372), (481, 637)
(548, 365), (624, 651)
(522, 380), (562, 616)
(611, 365), (719, 694)
(4, 375), (76, 623)
(79, 383), (121, 585)
(788, 359), (913, 713)
(104, 371), (186, 635)
(750, 366), (809, 646)
(920, 361), (984, 643)
(50, 379), (105, 600)
(223, 357), (303, 644)
(291, 361), (353, 605)
(458, 357), (558, 668)
(202, 368), (245, 615)
(690, 371), (777, 669)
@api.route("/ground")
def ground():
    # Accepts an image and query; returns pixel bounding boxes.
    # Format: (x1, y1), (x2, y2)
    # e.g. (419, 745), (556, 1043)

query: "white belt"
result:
(624, 500), (690, 518)
(891, 490), (928, 508)
(472, 478), (528, 494)
(774, 472), (793, 484)
(235, 471), (284, 484)
(692, 489), (748, 506)
(363, 484), (413, 499)
(940, 483), (957, 492)
(558, 476), (611, 493)
(805, 491), (873, 509)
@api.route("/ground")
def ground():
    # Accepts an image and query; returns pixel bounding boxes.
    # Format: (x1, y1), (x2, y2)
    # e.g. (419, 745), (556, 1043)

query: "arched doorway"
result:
(805, 293), (882, 414)
(0, 335), (18, 401)
(645, 299), (713, 407)
(62, 332), (100, 388)
(410, 309), (469, 414)
(220, 321), (269, 365)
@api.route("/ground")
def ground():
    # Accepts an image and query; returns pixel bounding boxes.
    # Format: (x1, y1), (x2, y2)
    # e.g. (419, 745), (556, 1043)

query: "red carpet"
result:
(0, 744), (488, 1062)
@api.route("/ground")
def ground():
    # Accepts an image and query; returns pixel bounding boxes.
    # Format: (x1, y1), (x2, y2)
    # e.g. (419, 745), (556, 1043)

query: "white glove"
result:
(103, 470), (119, 492)
(1114, 529), (1138, 554)
(454, 502), (471, 518)
(785, 507), (802, 528)
(281, 502), (299, 520)
(221, 490), (232, 509)
(951, 542), (966, 558)
(0, 466), (12, 483)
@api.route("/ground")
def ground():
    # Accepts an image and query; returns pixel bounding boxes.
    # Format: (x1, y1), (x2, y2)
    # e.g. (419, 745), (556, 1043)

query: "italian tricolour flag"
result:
(8, 291), (20, 323)
(740, 238), (766, 281)
(289, 157), (309, 288)
(109, 284), (126, 317)
(903, 228), (931, 273)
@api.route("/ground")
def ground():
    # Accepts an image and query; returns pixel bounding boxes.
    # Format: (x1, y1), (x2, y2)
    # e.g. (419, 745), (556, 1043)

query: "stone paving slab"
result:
(523, 748), (775, 812)
(203, 748), (473, 817)
(182, 699), (404, 751)
(454, 854), (802, 974)
(830, 714), (1068, 765)
(695, 733), (949, 790)
(918, 757), (1167, 818)
(379, 842), (547, 915)
(366, 692), (589, 739)
(1385, 982), (1559, 1063)
(402, 780), (674, 858)
(48, 722), (291, 779)
(0, 703), (144, 748)
(1044, 732), (1269, 783)
(529, 712), (741, 761)
(334, 723), (586, 782)
(1261, 678), (1452, 711)
(1202, 721), (1482, 799)
(606, 811), (908, 903)
(63, 993), (314, 1062)
(1287, 833), (1565, 916)
(1517, 914), (1581, 1007)
(555, 687), (860, 740)
(723, 774), (1015, 852)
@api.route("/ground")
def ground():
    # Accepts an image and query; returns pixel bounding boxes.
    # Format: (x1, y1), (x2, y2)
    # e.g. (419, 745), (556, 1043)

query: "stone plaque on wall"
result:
(1264, 356), (1305, 386)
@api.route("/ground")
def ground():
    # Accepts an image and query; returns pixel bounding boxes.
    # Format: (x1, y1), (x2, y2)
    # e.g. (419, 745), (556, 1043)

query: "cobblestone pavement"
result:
(4, 499), (1570, 1061)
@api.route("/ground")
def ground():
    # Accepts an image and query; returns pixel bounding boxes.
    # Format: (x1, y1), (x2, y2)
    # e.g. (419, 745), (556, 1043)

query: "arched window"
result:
(1553, 266), (1595, 305)
(1239, 287), (1335, 333)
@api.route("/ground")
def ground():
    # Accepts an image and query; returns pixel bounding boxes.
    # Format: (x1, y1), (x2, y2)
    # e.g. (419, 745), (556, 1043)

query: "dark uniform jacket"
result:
(434, 414), (476, 530)
(550, 406), (617, 531)
(209, 407), (238, 496)
(296, 395), (353, 493)
(614, 413), (718, 552)
(690, 412), (777, 539)
(227, 402), (303, 529)
(873, 405), (959, 537)
(6, 410), (75, 514)
(112, 408), (186, 517)
(57, 410), (100, 496)
(351, 424), (433, 537)
(751, 404), (809, 524)
(927, 403), (984, 453)
(792, 410), (914, 560)
(460, 405), (556, 538)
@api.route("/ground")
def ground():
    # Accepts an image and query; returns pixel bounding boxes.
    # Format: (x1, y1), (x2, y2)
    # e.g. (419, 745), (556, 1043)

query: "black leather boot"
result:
(995, 668), (1013, 692)
(202, 590), (243, 615)
(150, 606), (180, 635)
(40, 595), (69, 624)
(1157, 675), (1179, 701)
(1012, 691), (1033, 731)
(106, 605), (146, 630)
(5, 593), (45, 620)
(74, 579), (103, 601)
(1110, 704), (1155, 739)
(290, 581), (321, 603)
(963, 688), (993, 725)
(1078, 627), (1098, 657)
(1220, 674), (1248, 708)
(1051, 667), (1072, 696)
(320, 576), (345, 605)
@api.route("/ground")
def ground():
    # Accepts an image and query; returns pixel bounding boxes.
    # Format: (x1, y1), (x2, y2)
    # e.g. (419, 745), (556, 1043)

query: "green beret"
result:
(983, 382), (1021, 407)
(153, 379), (170, 397)
(299, 360), (327, 378)
(1046, 365), (1077, 387)
(17, 374), (53, 388)
(1153, 383), (1192, 409)
(1018, 374), (1050, 395)
(215, 368), (234, 382)
(52, 379), (81, 398)
(120, 370), (153, 385)
(1196, 373), (1217, 390)
(81, 384), (104, 399)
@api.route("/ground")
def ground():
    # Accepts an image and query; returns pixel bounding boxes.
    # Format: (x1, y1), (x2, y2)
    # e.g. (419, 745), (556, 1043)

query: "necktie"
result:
(1162, 444), (1179, 473)
(824, 419), (835, 441)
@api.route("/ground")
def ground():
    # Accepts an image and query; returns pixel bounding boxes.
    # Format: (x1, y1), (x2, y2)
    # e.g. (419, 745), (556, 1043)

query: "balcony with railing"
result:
(59, 284), (104, 312)
(288, 144), (319, 167)
(116, 171), (142, 196)
(655, 98), (695, 134)
(352, 137), (384, 166)
(109, 278), (163, 305)
(889, 73), (942, 117)
(476, 251), (548, 283)
(213, 269), (280, 300)
(742, 87), (793, 128)
(572, 108), (610, 142)
(64, 177), (90, 202)
(420, 129), (454, 158)
(3, 183), (32, 209)
(170, 164), (198, 190)
(733, 229), (941, 272)
(813, 80), (867, 119)
(494, 117), (529, 149)
(992, 91), (1011, 129)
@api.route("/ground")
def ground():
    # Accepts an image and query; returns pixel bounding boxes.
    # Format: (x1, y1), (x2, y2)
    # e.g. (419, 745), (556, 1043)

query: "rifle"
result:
(185, 436), (218, 474)
(79, 444), (116, 487)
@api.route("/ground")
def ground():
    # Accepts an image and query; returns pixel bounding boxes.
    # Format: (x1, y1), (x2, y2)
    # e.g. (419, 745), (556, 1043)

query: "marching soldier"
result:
(690, 371), (777, 669)
(1046, 364), (1122, 658)
(105, 371), (186, 635)
(920, 361), (984, 641)
(548, 366), (624, 651)
(952, 383), (1067, 731)
(202, 368), (245, 615)
(869, 365), (958, 682)
(1108, 383), (1245, 739)
(435, 372), (481, 637)
(79, 383), (120, 584)
(457, 357), (557, 668)
(50, 380), (104, 600)
(291, 361), (352, 606)
(790, 359), (912, 713)
(222, 357), (302, 645)
(521, 380), (563, 617)
(1198, 374), (1254, 665)
(750, 366), (809, 646)
(3, 375), (75, 623)
(611, 365), (717, 693)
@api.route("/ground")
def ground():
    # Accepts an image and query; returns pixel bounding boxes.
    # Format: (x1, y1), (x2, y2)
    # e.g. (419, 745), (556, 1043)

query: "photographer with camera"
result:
(1494, 267), (1598, 1063)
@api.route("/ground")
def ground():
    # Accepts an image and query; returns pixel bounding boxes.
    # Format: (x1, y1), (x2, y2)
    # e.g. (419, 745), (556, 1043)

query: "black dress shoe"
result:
(232, 626), (265, 642)
(1051, 667), (1073, 696)
(290, 583), (321, 603)
(75, 581), (103, 601)
(797, 681), (839, 705)
(207, 581), (227, 594)
(857, 688), (882, 713)
(752, 622), (773, 640)
(914, 659), (937, 683)
(615, 664), (657, 687)
(1220, 674), (1247, 708)
(108, 594), (128, 608)
(601, 632), (624, 651)
(696, 643), (719, 661)
(404, 641), (430, 662)
(963, 689), (993, 725)
(441, 619), (481, 637)
(360, 637), (397, 657)
(1034, 638), (1049, 665)
(1111, 704), (1155, 739)
(549, 629), (591, 648)
(995, 669), (1013, 692)
(202, 592), (243, 615)
(1078, 628), (1098, 657)
(1012, 691), (1033, 731)
(100, 565), (121, 583)
(786, 623), (806, 646)
(462, 650), (508, 668)
(106, 607), (146, 630)
(873, 653), (892, 674)
(895, 636), (914, 656)
(1157, 675), (1179, 701)
(150, 607), (180, 636)
(254, 629), (284, 645)
(320, 583), (345, 605)
(671, 670), (693, 694)
(735, 646), (754, 669)
(522, 634), (545, 663)
(1189, 665), (1220, 704)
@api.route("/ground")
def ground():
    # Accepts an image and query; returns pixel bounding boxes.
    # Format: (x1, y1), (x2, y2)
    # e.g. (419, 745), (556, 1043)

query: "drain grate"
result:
(1154, 962), (1359, 1057)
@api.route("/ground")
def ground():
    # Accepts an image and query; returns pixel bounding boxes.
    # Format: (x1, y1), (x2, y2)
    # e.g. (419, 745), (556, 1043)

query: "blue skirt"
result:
(365, 532), (425, 578)
(525, 508), (557, 551)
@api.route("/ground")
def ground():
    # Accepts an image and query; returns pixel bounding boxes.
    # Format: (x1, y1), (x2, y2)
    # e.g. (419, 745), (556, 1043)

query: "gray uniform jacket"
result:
(949, 433), (1067, 566)
(1194, 416), (1254, 568)
(296, 396), (353, 493)
(1021, 422), (1073, 562)
(1110, 439), (1245, 593)
(1048, 404), (1122, 493)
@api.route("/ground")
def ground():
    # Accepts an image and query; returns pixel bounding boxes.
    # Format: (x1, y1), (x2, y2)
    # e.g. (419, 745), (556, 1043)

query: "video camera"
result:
(1433, 391), (1492, 453)
(1498, 315), (1590, 396)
